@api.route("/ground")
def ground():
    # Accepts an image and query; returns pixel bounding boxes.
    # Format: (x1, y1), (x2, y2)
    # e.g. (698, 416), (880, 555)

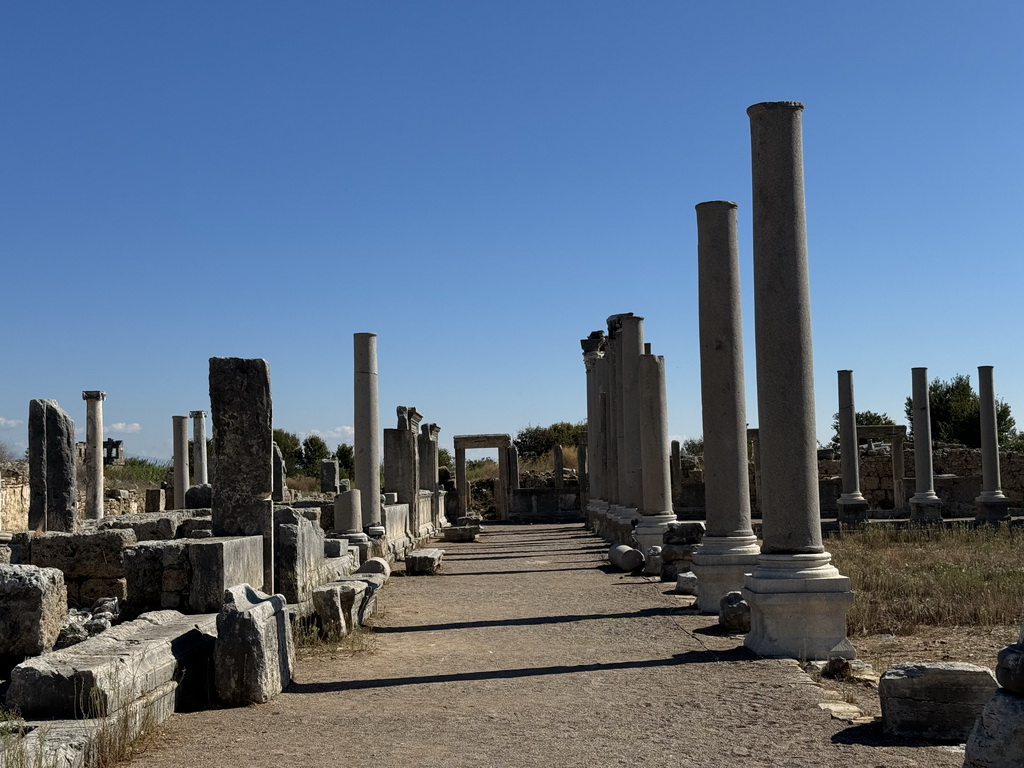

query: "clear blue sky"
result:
(2, 2), (1022, 461)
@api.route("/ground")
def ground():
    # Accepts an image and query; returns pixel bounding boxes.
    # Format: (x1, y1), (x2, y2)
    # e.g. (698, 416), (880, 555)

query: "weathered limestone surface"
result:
(185, 484), (213, 510)
(312, 583), (351, 638)
(964, 690), (1024, 768)
(123, 539), (192, 615)
(608, 544), (643, 571)
(8, 610), (217, 717)
(28, 398), (77, 532)
(356, 556), (391, 580)
(880, 662), (997, 741)
(82, 391), (106, 521)
(354, 333), (382, 527)
(31, 528), (136, 579)
(214, 584), (295, 706)
(99, 510), (204, 541)
(274, 507), (326, 605)
(0, 564), (67, 656)
(188, 536), (265, 613)
(443, 525), (479, 542)
(405, 547), (443, 575)
(209, 357), (274, 592)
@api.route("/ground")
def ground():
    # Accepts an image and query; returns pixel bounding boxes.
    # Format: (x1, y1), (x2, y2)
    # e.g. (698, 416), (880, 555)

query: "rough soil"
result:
(128, 523), (984, 768)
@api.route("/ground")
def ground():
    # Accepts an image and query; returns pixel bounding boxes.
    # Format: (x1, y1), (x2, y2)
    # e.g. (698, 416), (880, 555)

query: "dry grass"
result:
(286, 475), (320, 493)
(828, 522), (1024, 636)
(519, 446), (579, 475)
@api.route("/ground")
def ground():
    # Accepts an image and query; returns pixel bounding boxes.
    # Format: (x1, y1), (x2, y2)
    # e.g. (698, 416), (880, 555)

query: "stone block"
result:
(964, 690), (1024, 768)
(0, 545), (10, 564)
(327, 574), (386, 627)
(323, 554), (355, 582)
(664, 521), (705, 545)
(0, 564), (67, 656)
(609, 544), (644, 571)
(661, 543), (700, 580)
(676, 572), (699, 596)
(214, 584), (294, 706)
(274, 507), (327, 605)
(719, 591), (751, 634)
(356, 556), (392, 580)
(179, 516), (213, 538)
(188, 536), (264, 613)
(145, 488), (166, 513)
(312, 583), (351, 638)
(28, 399), (77, 533)
(7, 610), (217, 717)
(880, 662), (998, 741)
(185, 484), (213, 509)
(405, 548), (444, 575)
(443, 525), (479, 542)
(80, 577), (127, 604)
(31, 528), (137, 579)
(324, 537), (349, 558)
(124, 540), (191, 616)
(99, 510), (201, 541)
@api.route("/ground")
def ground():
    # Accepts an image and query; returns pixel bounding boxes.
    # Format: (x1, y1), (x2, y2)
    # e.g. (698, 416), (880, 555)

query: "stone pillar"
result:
(209, 357), (274, 592)
(670, 440), (682, 503)
(618, 314), (644, 515)
(507, 444), (520, 490)
(892, 429), (907, 510)
(354, 332), (382, 527)
(419, 423), (443, 528)
(272, 442), (286, 502)
(81, 391), (106, 521)
(496, 444), (509, 521)
(742, 101), (854, 660)
(580, 332), (605, 508)
(836, 370), (870, 526)
(690, 200), (760, 613)
(553, 445), (564, 490)
(190, 410), (209, 485)
(28, 399), (77, 532)
(577, 443), (588, 511)
(633, 351), (677, 552)
(604, 327), (621, 511)
(172, 415), (190, 511)
(384, 406), (423, 535)
(334, 488), (363, 535)
(976, 365), (1011, 522)
(455, 447), (468, 518)
(909, 367), (942, 522)
(321, 458), (340, 494)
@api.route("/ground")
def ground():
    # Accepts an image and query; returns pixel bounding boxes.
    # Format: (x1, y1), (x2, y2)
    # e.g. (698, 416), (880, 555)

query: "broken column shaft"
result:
(82, 391), (106, 521)
(354, 333), (382, 527)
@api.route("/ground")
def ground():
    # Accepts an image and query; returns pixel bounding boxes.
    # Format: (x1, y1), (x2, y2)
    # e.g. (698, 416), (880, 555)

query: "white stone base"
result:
(691, 535), (760, 614)
(742, 552), (856, 661)
(633, 512), (676, 553)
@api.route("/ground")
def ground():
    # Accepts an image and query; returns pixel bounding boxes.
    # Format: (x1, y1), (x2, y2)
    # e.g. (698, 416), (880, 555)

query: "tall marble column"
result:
(82, 390), (106, 520)
(633, 351), (677, 552)
(172, 415), (190, 510)
(603, 324), (622, 536)
(690, 200), (760, 613)
(618, 314), (644, 518)
(836, 370), (870, 525)
(354, 333), (382, 527)
(190, 410), (209, 485)
(976, 365), (1011, 522)
(742, 101), (854, 660)
(580, 332), (605, 513)
(909, 367), (942, 522)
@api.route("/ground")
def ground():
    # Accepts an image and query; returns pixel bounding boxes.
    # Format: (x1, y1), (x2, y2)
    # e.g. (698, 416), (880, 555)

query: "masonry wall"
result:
(1, 462), (30, 531)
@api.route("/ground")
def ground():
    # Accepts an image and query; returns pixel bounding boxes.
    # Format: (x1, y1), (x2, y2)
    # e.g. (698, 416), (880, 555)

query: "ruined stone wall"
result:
(1, 461), (30, 531)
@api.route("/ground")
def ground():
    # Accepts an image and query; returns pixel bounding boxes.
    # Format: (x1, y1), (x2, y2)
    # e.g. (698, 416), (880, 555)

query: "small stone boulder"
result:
(0, 564), (68, 656)
(356, 557), (391, 580)
(719, 591), (750, 634)
(676, 572), (698, 596)
(880, 662), (998, 741)
(214, 584), (295, 707)
(964, 690), (1024, 768)
(406, 548), (444, 575)
(995, 624), (1024, 695)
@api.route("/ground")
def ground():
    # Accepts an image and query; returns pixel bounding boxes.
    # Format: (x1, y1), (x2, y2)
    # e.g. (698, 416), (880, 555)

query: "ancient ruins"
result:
(2, 101), (1022, 767)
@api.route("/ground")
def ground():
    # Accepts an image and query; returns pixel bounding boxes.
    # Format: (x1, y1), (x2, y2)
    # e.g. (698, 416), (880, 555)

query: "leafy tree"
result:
(682, 437), (704, 456)
(513, 422), (586, 460)
(0, 441), (17, 463)
(827, 410), (895, 450)
(299, 434), (330, 477)
(273, 429), (301, 475)
(437, 447), (454, 469)
(903, 373), (1016, 448)
(334, 443), (354, 479)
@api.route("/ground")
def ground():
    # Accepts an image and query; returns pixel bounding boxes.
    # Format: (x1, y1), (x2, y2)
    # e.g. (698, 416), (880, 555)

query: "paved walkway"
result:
(131, 523), (962, 768)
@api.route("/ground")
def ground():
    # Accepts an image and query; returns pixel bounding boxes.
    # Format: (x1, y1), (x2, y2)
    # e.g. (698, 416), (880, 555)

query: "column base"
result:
(742, 552), (856, 661)
(691, 535), (761, 615)
(837, 495), (870, 527)
(975, 493), (1012, 523)
(633, 512), (676, 553)
(910, 493), (943, 522)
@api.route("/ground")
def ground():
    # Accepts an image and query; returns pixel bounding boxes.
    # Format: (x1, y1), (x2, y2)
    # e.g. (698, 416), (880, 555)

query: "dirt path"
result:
(129, 523), (964, 768)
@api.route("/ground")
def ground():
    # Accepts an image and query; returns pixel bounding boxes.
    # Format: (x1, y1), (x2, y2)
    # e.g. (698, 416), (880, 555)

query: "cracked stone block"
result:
(880, 662), (997, 741)
(0, 564), (67, 656)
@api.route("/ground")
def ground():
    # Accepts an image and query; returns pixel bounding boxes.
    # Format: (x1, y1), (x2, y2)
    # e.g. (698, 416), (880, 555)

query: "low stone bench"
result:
(405, 548), (444, 575)
(443, 525), (479, 542)
(7, 609), (217, 718)
(880, 662), (998, 741)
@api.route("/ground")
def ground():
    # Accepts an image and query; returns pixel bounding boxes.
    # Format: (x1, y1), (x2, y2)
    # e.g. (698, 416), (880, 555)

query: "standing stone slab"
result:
(312, 584), (351, 638)
(0, 564), (67, 656)
(209, 357), (274, 592)
(214, 584), (295, 706)
(187, 536), (265, 613)
(28, 399), (77, 533)
(274, 507), (326, 605)
(880, 662), (997, 741)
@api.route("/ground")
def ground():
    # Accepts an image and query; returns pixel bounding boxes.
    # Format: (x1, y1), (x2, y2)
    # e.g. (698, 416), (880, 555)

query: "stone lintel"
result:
(454, 434), (512, 450)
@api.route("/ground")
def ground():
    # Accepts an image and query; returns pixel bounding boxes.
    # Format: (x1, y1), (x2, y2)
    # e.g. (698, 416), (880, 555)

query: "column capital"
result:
(82, 390), (106, 401)
(189, 410), (207, 418)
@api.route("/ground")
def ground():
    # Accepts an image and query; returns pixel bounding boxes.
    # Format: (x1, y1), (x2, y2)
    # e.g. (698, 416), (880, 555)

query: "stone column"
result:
(670, 440), (682, 503)
(172, 415), (190, 510)
(334, 488), (363, 535)
(976, 365), (1011, 522)
(190, 410), (209, 485)
(507, 444), (520, 490)
(354, 333), (382, 527)
(272, 442), (286, 502)
(633, 351), (677, 552)
(690, 200), (760, 613)
(618, 314), (644, 517)
(909, 367), (942, 522)
(580, 332), (605, 508)
(553, 445), (564, 490)
(742, 101), (854, 660)
(496, 444), (509, 521)
(455, 446), (468, 518)
(209, 357), (274, 592)
(604, 324), (621, 510)
(577, 443), (588, 512)
(836, 370), (870, 526)
(82, 391), (106, 521)
(892, 429), (907, 510)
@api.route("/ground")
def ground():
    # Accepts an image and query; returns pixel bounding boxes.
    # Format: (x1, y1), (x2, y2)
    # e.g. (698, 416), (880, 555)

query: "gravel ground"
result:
(129, 523), (965, 768)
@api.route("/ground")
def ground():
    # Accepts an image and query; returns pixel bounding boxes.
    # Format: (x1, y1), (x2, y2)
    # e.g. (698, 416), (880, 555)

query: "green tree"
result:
(437, 447), (454, 469)
(903, 373), (1016, 448)
(682, 436), (704, 456)
(827, 410), (895, 450)
(273, 429), (301, 475)
(513, 421), (586, 459)
(299, 434), (330, 477)
(334, 443), (354, 479)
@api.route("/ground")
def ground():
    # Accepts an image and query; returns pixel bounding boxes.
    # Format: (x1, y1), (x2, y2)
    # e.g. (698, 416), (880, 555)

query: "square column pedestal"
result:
(742, 553), (856, 660)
